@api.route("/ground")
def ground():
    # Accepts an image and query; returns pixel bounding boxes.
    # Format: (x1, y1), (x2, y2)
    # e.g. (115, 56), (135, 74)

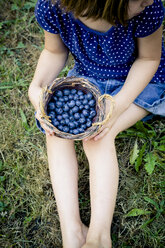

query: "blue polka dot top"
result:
(35, 0), (165, 83)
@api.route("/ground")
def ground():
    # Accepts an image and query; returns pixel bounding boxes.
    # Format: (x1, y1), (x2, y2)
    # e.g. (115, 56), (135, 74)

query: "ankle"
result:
(86, 230), (112, 248)
(62, 222), (88, 248)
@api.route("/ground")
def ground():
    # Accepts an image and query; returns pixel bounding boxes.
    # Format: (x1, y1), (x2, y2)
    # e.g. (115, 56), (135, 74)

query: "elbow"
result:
(28, 84), (33, 101)
(44, 45), (69, 56)
(136, 56), (161, 68)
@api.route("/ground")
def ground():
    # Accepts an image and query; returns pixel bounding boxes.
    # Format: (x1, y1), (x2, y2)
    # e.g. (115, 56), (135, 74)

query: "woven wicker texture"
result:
(39, 76), (115, 140)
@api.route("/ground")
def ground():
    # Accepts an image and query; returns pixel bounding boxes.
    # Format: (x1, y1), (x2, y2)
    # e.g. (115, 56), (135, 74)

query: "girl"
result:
(28, 0), (165, 247)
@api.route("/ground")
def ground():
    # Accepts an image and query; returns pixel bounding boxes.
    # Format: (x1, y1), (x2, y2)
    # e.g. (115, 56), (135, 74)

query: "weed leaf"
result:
(144, 152), (157, 175)
(130, 139), (139, 165)
(0, 176), (6, 183)
(16, 42), (26, 49)
(125, 208), (151, 217)
(19, 108), (30, 131)
(135, 121), (149, 136)
(135, 143), (147, 172)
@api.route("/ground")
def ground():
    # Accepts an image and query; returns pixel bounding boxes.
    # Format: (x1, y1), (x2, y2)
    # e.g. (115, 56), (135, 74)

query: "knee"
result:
(82, 132), (116, 158)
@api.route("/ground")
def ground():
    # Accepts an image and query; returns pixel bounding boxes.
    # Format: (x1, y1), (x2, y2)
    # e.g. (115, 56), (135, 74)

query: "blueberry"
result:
(79, 117), (86, 124)
(65, 118), (70, 125)
(72, 106), (79, 113)
(73, 94), (79, 100)
(84, 105), (90, 110)
(57, 115), (63, 121)
(48, 102), (55, 110)
(89, 99), (96, 107)
(53, 96), (58, 101)
(77, 90), (84, 96)
(79, 95), (84, 100)
(52, 120), (60, 127)
(73, 129), (79, 135)
(57, 125), (63, 131)
(69, 122), (75, 129)
(56, 108), (63, 114)
(74, 113), (80, 120)
(79, 105), (84, 111)
(90, 110), (96, 118)
(63, 104), (70, 112)
(81, 124), (87, 130)
(82, 109), (89, 117)
(62, 113), (69, 119)
(76, 100), (81, 107)
(71, 89), (77, 94)
(60, 119), (66, 125)
(86, 120), (92, 127)
(63, 96), (69, 102)
(69, 116), (74, 122)
(55, 90), (63, 97)
(63, 126), (69, 133)
(74, 121), (79, 128)
(56, 101), (63, 108)
(48, 111), (56, 119)
(68, 100), (75, 108)
(78, 128), (85, 133)
(63, 89), (70, 95)
(58, 97), (65, 102)
(82, 99), (88, 105)
(86, 92), (93, 100)
(68, 94), (74, 100)
(69, 109), (73, 115)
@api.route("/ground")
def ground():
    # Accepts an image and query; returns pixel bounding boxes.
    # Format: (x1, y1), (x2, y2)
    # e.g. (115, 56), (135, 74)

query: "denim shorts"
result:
(68, 67), (165, 117)
(35, 67), (165, 134)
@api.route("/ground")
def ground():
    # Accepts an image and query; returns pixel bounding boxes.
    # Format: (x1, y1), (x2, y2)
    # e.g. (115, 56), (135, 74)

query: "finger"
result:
(83, 127), (103, 141)
(35, 110), (42, 120)
(93, 127), (110, 141)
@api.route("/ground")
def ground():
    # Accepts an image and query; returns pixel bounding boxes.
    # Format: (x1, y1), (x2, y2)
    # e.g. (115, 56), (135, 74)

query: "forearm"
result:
(28, 48), (68, 110)
(115, 58), (160, 110)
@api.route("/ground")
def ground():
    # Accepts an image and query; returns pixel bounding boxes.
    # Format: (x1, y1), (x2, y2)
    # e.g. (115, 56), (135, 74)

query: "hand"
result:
(35, 109), (55, 136)
(28, 84), (55, 136)
(84, 95), (127, 141)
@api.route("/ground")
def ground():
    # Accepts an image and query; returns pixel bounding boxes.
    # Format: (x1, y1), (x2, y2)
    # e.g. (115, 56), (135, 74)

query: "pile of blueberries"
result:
(47, 87), (97, 135)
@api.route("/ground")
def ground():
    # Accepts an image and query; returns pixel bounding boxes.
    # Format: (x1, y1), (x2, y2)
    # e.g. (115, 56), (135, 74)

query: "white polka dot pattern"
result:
(35, 0), (165, 83)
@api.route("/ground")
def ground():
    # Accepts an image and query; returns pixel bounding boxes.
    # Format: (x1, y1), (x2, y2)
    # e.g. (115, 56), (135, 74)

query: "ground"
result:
(0, 1), (165, 247)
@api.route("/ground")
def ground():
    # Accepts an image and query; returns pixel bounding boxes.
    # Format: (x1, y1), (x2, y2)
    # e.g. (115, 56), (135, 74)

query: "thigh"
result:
(46, 134), (76, 162)
(83, 103), (148, 154)
(109, 103), (148, 138)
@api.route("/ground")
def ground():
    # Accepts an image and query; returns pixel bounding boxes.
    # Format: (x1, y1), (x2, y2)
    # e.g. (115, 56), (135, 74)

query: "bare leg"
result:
(82, 104), (148, 248)
(46, 135), (88, 248)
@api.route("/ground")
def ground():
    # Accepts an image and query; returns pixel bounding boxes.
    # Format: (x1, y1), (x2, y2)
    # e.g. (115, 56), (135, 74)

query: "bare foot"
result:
(63, 223), (88, 248)
(82, 236), (112, 248)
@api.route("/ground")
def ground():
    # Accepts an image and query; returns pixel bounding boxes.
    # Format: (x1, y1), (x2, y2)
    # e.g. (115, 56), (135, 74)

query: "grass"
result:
(0, 1), (165, 247)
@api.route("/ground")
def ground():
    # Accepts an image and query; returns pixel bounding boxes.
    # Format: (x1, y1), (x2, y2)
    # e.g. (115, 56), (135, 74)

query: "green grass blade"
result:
(135, 142), (147, 172)
(125, 208), (151, 217)
(144, 197), (159, 210)
(19, 108), (30, 131)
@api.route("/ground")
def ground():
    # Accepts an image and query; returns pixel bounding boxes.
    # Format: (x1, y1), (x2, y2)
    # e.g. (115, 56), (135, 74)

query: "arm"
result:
(28, 30), (69, 111)
(90, 25), (162, 141)
(114, 25), (162, 110)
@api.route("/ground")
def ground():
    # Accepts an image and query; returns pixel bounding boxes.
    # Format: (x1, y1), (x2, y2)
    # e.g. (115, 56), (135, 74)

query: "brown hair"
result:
(51, 0), (129, 26)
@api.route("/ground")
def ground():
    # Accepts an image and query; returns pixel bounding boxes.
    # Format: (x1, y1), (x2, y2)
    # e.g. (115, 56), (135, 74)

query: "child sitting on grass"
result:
(28, 0), (165, 247)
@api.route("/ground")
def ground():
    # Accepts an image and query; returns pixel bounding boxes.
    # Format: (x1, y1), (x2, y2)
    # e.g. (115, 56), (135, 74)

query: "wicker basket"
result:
(39, 76), (115, 140)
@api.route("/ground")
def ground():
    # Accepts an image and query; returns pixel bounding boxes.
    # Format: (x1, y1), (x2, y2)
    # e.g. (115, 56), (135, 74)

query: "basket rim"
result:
(39, 76), (114, 140)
